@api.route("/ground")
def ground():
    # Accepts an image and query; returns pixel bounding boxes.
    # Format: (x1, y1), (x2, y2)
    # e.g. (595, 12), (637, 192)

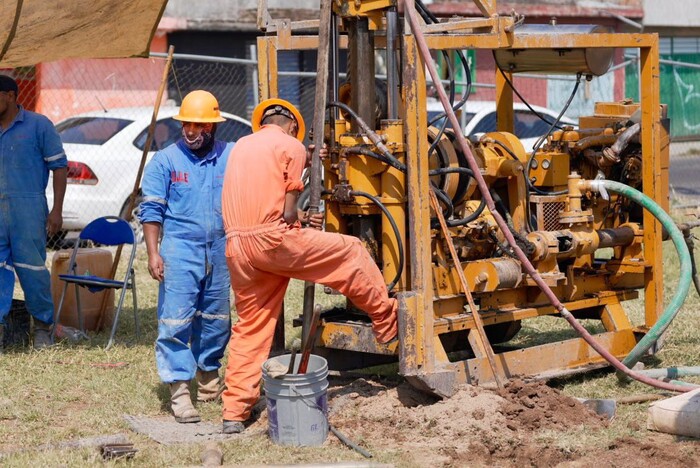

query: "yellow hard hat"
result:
(173, 90), (226, 123)
(252, 98), (305, 142)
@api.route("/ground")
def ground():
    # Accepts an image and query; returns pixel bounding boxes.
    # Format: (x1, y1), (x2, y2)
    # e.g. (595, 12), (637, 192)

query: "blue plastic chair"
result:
(52, 216), (139, 349)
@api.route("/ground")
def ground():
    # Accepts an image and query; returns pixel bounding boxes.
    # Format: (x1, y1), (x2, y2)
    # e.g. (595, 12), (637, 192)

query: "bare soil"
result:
(252, 376), (700, 467)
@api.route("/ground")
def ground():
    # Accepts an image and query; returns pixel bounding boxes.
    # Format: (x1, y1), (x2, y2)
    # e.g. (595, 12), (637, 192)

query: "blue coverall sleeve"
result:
(38, 115), (67, 170)
(140, 154), (170, 225)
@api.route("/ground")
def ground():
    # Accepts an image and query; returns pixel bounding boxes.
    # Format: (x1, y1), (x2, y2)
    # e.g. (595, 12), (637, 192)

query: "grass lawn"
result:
(2, 230), (700, 465)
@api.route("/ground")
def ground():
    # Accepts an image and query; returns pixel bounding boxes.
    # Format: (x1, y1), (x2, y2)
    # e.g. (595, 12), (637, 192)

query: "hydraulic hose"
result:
(343, 146), (406, 172)
(582, 181), (692, 373)
(635, 366), (700, 381)
(350, 190), (404, 292)
(344, 147), (485, 226)
(403, 0), (697, 393)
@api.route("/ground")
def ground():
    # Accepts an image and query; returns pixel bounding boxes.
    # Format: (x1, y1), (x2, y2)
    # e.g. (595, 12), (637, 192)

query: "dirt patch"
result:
(560, 434), (700, 468)
(266, 377), (696, 467)
(324, 377), (598, 466)
(497, 378), (608, 432)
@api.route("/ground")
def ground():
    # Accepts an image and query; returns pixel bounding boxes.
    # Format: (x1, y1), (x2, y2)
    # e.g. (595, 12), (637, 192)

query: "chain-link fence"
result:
(4, 53), (259, 248)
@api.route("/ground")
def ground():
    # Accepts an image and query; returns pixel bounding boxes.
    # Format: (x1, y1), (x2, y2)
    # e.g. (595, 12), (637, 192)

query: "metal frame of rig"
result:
(257, 0), (667, 397)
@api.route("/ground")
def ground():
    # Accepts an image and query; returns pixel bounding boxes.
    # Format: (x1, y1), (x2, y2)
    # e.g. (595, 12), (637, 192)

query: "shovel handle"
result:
(286, 348), (298, 374)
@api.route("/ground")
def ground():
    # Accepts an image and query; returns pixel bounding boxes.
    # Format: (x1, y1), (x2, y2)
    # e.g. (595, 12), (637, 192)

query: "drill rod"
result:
(301, 0), (333, 346)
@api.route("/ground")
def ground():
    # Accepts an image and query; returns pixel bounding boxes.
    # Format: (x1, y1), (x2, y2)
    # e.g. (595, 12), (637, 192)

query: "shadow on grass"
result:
(155, 382), (171, 413)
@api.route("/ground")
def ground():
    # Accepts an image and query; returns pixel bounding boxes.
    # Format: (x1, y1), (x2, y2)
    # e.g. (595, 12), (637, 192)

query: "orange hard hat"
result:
(173, 90), (226, 123)
(251, 98), (305, 142)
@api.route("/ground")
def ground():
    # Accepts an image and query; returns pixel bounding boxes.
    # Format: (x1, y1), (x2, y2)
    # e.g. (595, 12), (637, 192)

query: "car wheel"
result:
(119, 193), (144, 244)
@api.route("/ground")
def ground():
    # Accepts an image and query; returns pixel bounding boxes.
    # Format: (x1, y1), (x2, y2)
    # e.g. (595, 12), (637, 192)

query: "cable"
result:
(525, 74), (582, 196)
(416, 0), (473, 121)
(350, 191), (404, 292)
(416, 0), (473, 157)
(344, 146), (406, 172)
(485, 137), (533, 232)
(429, 181), (455, 220)
(446, 195), (487, 227)
(493, 55), (568, 130)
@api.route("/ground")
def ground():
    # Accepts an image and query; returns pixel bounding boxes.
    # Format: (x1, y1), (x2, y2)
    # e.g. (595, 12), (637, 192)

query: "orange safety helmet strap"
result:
(173, 90), (226, 123)
(251, 98), (306, 142)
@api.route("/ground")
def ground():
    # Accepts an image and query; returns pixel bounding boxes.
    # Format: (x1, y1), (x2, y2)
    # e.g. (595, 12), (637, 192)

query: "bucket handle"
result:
(290, 385), (328, 418)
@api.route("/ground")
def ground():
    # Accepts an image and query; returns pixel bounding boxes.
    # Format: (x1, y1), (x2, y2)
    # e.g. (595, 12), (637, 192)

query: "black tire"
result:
(119, 193), (144, 244)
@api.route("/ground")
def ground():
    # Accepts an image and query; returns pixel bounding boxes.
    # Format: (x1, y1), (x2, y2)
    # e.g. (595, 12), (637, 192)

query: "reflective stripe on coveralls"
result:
(220, 125), (398, 422)
(0, 106), (66, 325)
(140, 140), (233, 383)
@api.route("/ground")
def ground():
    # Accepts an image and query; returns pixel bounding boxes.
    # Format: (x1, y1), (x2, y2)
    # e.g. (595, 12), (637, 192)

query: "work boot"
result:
(196, 369), (222, 403)
(0, 324), (4, 354)
(169, 381), (201, 423)
(222, 420), (245, 434)
(32, 320), (53, 350)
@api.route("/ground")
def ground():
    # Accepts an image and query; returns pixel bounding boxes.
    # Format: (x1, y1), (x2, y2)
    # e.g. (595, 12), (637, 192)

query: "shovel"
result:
(575, 398), (617, 421)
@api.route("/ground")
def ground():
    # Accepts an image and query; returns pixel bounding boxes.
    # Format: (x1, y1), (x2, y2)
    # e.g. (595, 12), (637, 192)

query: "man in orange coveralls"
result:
(220, 98), (398, 434)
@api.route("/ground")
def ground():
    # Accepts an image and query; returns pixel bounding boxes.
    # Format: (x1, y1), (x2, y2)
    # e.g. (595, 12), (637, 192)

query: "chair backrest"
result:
(79, 216), (135, 246)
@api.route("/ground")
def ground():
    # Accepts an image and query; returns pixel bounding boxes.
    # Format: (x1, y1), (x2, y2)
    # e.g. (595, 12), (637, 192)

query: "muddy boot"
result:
(32, 320), (53, 350)
(169, 381), (201, 423)
(0, 324), (4, 354)
(196, 370), (222, 403)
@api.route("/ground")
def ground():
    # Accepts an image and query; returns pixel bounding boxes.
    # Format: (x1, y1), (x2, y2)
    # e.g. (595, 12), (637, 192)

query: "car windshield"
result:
(56, 117), (133, 145)
(471, 110), (560, 139)
(426, 110), (476, 129)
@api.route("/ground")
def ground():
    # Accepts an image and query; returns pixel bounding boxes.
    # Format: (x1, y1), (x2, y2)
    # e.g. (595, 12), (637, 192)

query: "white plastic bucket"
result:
(262, 354), (329, 446)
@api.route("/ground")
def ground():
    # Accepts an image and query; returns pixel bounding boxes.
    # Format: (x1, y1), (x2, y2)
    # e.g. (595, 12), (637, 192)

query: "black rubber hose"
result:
(350, 190), (405, 292)
(493, 55), (567, 130)
(484, 137), (533, 232)
(429, 181), (455, 220)
(343, 146), (460, 222)
(416, 0), (473, 127)
(428, 166), (474, 177)
(446, 193), (487, 227)
(525, 74), (582, 196)
(344, 146), (407, 172)
(414, 1), (454, 159)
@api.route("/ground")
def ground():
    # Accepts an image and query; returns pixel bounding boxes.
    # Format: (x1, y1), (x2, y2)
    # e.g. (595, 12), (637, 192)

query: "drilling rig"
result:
(256, 0), (672, 397)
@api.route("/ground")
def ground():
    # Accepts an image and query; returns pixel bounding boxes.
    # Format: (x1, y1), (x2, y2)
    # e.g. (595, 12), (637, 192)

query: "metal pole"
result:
(386, 7), (399, 119)
(301, 0), (333, 348)
(96, 46), (175, 333)
(250, 44), (259, 107)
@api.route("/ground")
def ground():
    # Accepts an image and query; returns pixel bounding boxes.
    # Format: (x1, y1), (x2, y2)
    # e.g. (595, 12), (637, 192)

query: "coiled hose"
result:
(350, 190), (404, 292)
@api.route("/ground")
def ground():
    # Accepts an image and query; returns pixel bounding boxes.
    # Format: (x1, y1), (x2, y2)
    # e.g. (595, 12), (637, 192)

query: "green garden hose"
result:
(586, 180), (693, 374)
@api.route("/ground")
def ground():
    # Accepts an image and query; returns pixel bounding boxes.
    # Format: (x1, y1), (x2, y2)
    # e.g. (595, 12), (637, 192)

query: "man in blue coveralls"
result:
(140, 90), (234, 423)
(0, 75), (67, 352)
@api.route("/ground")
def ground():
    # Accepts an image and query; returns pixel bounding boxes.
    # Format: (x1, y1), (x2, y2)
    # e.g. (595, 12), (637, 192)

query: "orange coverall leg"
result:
(222, 225), (398, 422)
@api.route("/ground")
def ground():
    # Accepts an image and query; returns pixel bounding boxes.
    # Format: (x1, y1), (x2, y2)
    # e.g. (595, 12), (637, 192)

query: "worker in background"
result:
(0, 74), (67, 352)
(139, 90), (233, 424)
(220, 98), (398, 434)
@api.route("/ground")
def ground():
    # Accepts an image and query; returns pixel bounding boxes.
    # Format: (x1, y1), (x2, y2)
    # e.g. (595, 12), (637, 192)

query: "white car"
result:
(427, 99), (576, 152)
(47, 107), (252, 242)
